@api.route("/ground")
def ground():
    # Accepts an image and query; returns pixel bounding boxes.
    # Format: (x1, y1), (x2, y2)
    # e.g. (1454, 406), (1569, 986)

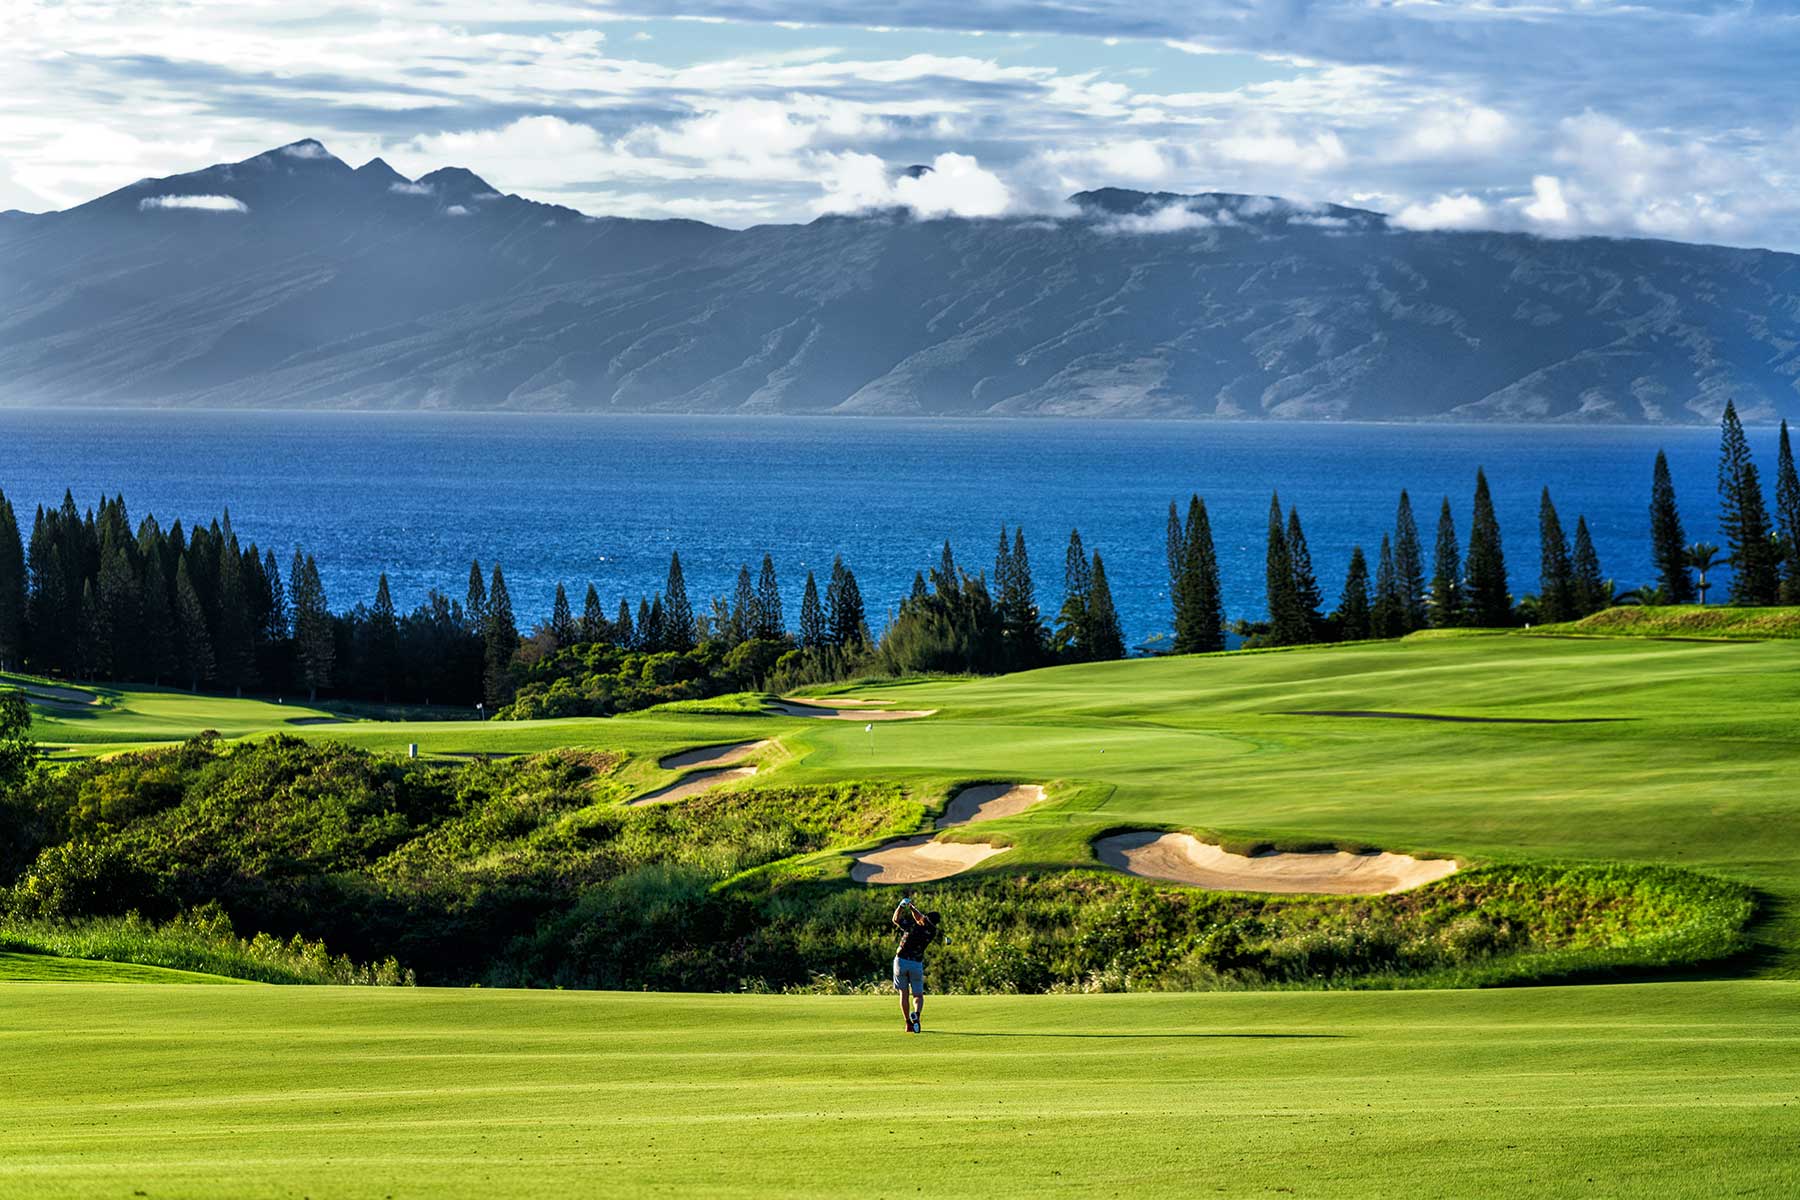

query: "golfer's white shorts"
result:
(893, 956), (925, 993)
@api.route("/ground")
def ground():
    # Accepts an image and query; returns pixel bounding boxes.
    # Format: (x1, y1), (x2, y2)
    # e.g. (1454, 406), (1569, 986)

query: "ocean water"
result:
(0, 409), (1747, 649)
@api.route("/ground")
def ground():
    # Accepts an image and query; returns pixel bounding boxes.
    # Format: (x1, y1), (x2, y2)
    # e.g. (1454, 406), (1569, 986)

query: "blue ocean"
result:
(0, 410), (1743, 649)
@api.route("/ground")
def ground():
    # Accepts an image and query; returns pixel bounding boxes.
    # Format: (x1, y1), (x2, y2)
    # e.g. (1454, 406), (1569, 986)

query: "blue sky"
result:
(5, 1), (1799, 249)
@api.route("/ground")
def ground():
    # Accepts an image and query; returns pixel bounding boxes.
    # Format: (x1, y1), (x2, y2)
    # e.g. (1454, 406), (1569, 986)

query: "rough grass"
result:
(3, 982), (1798, 1199)
(1543, 604), (1800, 639)
(0, 910), (413, 985)
(0, 949), (243, 984)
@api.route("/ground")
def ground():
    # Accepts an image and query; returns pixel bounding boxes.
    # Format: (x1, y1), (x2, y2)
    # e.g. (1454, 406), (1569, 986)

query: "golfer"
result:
(891, 898), (939, 1034)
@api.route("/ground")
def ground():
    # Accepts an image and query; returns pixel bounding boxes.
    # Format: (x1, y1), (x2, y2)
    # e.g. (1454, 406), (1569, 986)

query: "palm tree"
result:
(1686, 542), (1723, 606)
(1613, 583), (1667, 607)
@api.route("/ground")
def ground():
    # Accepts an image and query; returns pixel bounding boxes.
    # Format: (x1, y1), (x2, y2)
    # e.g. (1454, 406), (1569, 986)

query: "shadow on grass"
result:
(925, 1031), (1347, 1040)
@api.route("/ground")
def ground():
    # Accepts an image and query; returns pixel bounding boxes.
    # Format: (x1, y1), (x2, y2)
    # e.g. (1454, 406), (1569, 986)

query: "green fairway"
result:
(2, 981), (1797, 1199)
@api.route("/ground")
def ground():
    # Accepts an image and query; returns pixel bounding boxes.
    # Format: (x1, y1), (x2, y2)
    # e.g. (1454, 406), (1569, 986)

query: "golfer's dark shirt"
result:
(895, 920), (935, 962)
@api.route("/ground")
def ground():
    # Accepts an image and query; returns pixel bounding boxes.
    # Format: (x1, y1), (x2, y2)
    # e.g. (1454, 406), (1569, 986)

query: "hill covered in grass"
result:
(6, 630), (1794, 990)
(1541, 604), (1800, 639)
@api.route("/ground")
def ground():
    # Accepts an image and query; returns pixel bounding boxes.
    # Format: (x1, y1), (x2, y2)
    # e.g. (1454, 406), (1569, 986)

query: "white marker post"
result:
(866, 722), (874, 757)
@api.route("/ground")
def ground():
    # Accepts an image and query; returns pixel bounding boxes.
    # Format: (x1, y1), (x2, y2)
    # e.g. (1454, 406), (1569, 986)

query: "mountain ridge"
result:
(3, 139), (1798, 422)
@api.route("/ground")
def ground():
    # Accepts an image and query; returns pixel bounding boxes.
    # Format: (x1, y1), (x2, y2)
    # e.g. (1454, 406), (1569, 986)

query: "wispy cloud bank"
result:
(138, 193), (248, 212)
(1, 2), (1796, 248)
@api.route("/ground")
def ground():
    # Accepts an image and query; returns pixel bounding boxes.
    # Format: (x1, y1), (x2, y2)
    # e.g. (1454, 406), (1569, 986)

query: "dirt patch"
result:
(629, 766), (758, 807)
(659, 739), (772, 771)
(1095, 831), (1456, 895)
(769, 700), (935, 721)
(850, 835), (1005, 884)
(938, 783), (1045, 828)
(1278, 710), (1619, 725)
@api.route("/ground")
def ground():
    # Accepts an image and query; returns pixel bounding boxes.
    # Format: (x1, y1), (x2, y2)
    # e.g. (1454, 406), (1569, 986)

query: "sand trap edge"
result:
(1094, 830), (1457, 895)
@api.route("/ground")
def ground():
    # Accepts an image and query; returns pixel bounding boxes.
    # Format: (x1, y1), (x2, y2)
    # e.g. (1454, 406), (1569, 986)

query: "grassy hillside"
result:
(0, 951), (241, 984)
(2, 981), (1797, 1199)
(11, 632), (1800, 977)
(1540, 604), (1800, 639)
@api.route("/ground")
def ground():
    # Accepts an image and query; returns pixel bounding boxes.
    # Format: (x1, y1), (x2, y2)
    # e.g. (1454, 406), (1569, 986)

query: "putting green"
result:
(1, 981), (1796, 1199)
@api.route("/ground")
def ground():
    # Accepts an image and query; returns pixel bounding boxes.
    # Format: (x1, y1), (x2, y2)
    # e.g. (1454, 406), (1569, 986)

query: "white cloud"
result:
(815, 151), (1010, 218)
(1521, 174), (1570, 225)
(1104, 203), (1224, 234)
(444, 204), (470, 216)
(1393, 193), (1492, 231)
(278, 141), (330, 159)
(138, 193), (248, 212)
(388, 181), (433, 195)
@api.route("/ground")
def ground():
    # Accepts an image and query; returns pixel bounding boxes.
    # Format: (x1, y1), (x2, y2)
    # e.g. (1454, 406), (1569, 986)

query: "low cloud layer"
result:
(138, 193), (249, 212)
(3, 3), (1797, 250)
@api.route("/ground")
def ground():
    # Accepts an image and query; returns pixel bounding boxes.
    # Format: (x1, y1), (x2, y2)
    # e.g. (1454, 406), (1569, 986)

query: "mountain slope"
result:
(3, 141), (1798, 421)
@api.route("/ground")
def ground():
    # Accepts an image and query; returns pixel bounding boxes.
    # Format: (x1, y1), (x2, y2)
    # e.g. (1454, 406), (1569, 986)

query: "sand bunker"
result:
(1095, 831), (1456, 895)
(938, 783), (1045, 828)
(629, 766), (758, 807)
(851, 782), (1043, 884)
(851, 836), (1006, 884)
(11, 680), (99, 706)
(769, 700), (936, 721)
(658, 739), (771, 771)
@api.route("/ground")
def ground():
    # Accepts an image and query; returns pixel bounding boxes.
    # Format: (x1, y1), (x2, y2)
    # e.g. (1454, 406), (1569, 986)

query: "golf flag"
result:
(865, 723), (873, 732)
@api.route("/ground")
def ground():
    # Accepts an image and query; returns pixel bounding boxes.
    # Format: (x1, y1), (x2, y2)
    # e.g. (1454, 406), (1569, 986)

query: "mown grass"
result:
(2, 981), (1798, 1199)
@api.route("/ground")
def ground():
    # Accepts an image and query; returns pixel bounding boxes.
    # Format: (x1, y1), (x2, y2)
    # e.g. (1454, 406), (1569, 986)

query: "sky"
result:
(4, 1), (1799, 249)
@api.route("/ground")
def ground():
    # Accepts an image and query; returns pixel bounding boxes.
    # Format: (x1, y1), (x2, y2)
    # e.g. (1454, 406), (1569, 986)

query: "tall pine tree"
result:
(1465, 469), (1511, 626)
(1776, 421), (1800, 603)
(1265, 493), (1308, 646)
(663, 552), (695, 651)
(550, 583), (576, 648)
(1537, 488), (1575, 623)
(482, 565), (518, 708)
(614, 598), (635, 649)
(798, 572), (826, 648)
(1172, 495), (1224, 653)
(1394, 491), (1427, 632)
(1571, 517), (1605, 616)
(581, 584), (607, 643)
(175, 556), (213, 691)
(1649, 450), (1694, 603)
(1718, 400), (1780, 604)
(0, 490), (24, 671)
(1085, 553), (1125, 660)
(1286, 506), (1323, 637)
(756, 554), (784, 639)
(1372, 535), (1404, 639)
(465, 560), (487, 634)
(1335, 547), (1371, 641)
(1056, 529), (1093, 661)
(370, 574), (399, 701)
(291, 552), (334, 701)
(1429, 497), (1463, 627)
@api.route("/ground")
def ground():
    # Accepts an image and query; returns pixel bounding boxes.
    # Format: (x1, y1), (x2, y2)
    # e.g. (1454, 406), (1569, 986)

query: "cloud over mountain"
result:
(4, 141), (1799, 424)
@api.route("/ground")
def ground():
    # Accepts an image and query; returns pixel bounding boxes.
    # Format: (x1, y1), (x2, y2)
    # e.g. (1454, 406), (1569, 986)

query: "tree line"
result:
(0, 491), (1119, 712)
(1, 403), (1796, 702)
